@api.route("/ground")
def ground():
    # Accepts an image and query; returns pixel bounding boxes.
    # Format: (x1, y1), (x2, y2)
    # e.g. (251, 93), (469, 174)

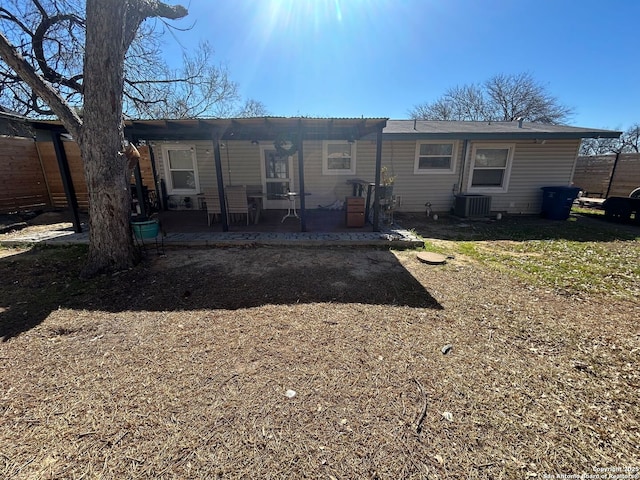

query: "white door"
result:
(260, 146), (295, 209)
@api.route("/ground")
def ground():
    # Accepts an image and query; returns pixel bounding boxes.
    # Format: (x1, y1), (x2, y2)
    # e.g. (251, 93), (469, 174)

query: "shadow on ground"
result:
(0, 246), (442, 341)
(395, 212), (640, 242)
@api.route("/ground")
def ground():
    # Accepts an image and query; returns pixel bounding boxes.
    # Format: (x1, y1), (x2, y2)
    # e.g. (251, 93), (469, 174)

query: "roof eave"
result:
(380, 131), (622, 141)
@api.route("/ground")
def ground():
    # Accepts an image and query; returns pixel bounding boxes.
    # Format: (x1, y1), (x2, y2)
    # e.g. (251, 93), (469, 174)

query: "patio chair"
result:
(225, 185), (250, 225)
(203, 191), (222, 226)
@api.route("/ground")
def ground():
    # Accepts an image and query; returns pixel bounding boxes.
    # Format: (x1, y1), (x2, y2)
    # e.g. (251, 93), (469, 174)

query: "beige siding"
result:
(458, 139), (581, 214)
(154, 139), (388, 211)
(376, 138), (581, 215)
(153, 140), (214, 210)
(376, 140), (464, 213)
(152, 137), (581, 215)
(300, 140), (369, 208)
(303, 138), (463, 213)
(223, 141), (263, 187)
(350, 140), (463, 212)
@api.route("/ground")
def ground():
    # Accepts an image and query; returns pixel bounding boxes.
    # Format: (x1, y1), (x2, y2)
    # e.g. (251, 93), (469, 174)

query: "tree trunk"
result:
(0, 0), (188, 278)
(79, 0), (136, 277)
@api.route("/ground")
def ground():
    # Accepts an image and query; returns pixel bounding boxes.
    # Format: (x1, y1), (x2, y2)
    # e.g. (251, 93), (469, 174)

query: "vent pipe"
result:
(517, 117), (524, 128)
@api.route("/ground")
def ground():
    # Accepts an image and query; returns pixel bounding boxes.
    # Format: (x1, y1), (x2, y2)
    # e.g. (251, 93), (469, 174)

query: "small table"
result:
(279, 192), (301, 222)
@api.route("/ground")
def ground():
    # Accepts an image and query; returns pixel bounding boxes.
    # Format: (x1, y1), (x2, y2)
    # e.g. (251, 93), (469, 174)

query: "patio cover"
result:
(28, 117), (389, 232)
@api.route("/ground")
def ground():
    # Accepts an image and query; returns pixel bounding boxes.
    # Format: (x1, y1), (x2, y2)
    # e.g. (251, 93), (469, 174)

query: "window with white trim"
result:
(467, 144), (514, 192)
(414, 141), (457, 174)
(322, 141), (356, 175)
(162, 144), (199, 194)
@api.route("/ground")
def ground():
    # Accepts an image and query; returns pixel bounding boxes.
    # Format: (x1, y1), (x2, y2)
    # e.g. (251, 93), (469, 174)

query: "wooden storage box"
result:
(346, 196), (366, 227)
(346, 211), (365, 227)
(346, 196), (365, 208)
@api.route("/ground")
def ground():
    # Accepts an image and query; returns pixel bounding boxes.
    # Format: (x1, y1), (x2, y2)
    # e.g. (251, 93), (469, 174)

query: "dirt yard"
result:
(0, 238), (638, 478)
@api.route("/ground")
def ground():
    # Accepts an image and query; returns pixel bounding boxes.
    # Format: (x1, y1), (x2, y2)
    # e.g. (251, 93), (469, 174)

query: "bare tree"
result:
(0, 1), (244, 119)
(623, 124), (640, 153)
(409, 72), (573, 124)
(579, 123), (640, 155)
(235, 98), (269, 118)
(0, 0), (189, 277)
(129, 41), (241, 119)
(409, 97), (458, 121)
(0, 0), (85, 116)
(579, 137), (620, 156)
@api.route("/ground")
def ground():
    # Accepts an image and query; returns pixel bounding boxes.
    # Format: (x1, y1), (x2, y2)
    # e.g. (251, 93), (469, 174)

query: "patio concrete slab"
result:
(0, 226), (424, 249)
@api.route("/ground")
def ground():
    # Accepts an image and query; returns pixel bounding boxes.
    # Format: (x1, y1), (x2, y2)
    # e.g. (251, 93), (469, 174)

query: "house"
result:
(378, 120), (621, 215)
(127, 118), (620, 222)
(11, 116), (621, 232)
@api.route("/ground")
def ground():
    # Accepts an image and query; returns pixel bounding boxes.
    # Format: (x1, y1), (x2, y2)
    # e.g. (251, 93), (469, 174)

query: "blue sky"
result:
(161, 0), (639, 131)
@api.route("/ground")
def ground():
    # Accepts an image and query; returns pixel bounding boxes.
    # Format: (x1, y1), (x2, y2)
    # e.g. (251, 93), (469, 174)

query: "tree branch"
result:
(32, 12), (85, 92)
(123, 1), (188, 50)
(0, 8), (33, 36)
(0, 30), (81, 137)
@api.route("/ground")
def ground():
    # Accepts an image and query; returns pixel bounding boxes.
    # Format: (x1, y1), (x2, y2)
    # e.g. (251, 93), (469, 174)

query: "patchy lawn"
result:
(1, 214), (639, 479)
(402, 212), (640, 302)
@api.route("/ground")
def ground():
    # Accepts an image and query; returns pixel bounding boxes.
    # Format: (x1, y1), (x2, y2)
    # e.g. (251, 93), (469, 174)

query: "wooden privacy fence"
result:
(0, 136), (50, 213)
(573, 154), (640, 197)
(0, 135), (155, 213)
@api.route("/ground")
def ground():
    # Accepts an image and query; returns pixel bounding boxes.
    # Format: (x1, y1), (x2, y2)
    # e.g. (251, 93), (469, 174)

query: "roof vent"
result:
(517, 117), (524, 128)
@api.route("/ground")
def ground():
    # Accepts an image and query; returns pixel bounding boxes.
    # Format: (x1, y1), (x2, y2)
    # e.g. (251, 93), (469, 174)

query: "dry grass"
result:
(1, 216), (639, 478)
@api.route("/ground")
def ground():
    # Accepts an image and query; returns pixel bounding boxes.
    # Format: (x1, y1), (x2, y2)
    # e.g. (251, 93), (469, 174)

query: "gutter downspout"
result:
(457, 139), (469, 197)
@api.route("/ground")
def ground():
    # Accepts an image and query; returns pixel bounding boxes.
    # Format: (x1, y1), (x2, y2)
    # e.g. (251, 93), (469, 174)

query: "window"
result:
(323, 141), (356, 175)
(162, 145), (199, 194)
(414, 141), (457, 174)
(467, 144), (514, 192)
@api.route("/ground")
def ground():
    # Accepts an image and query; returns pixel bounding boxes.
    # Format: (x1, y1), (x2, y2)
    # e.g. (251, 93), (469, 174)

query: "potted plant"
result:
(378, 166), (395, 199)
(131, 213), (160, 240)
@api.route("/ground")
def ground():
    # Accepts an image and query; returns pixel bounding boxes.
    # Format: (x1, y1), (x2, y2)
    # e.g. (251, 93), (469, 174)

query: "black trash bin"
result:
(540, 186), (581, 220)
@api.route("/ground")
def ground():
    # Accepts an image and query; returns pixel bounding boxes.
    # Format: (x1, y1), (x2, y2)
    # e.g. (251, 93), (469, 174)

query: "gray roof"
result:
(21, 114), (622, 141)
(382, 120), (621, 140)
(28, 116), (389, 141)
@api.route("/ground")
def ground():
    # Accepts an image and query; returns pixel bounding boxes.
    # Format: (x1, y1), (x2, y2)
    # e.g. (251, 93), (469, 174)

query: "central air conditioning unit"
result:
(454, 194), (492, 217)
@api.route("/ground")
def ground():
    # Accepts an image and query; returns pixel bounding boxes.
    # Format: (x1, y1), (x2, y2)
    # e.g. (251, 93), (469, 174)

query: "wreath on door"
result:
(274, 133), (298, 157)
